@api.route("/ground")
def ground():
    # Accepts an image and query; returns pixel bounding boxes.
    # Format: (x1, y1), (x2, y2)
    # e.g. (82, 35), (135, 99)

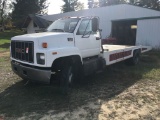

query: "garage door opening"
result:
(111, 20), (137, 45)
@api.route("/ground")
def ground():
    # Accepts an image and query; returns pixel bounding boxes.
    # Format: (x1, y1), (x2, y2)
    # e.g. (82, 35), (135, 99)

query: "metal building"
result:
(24, 4), (160, 49)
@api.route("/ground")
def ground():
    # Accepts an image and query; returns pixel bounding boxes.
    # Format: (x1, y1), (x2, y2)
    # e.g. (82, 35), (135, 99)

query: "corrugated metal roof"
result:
(40, 4), (160, 22)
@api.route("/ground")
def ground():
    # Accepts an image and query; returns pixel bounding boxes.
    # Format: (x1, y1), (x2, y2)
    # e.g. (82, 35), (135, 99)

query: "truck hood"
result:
(11, 32), (73, 40)
(11, 32), (75, 49)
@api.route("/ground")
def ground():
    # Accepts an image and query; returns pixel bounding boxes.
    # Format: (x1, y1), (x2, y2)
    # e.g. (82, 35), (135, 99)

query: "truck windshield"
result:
(47, 18), (80, 33)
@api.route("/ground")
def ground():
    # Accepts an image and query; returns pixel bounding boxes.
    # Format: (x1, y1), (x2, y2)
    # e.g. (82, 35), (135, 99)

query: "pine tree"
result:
(133, 0), (160, 11)
(106, 0), (126, 5)
(75, 2), (84, 11)
(129, 0), (135, 4)
(12, 0), (48, 28)
(0, 0), (10, 27)
(88, 0), (126, 8)
(61, 0), (84, 13)
(88, 0), (94, 8)
(99, 0), (107, 7)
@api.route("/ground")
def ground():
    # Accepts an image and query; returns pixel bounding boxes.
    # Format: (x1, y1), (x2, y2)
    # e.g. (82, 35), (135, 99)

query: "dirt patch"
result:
(13, 79), (159, 120)
(0, 51), (10, 57)
(0, 51), (159, 120)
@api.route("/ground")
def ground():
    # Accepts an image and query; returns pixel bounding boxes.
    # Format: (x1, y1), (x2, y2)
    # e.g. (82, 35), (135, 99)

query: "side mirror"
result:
(92, 18), (99, 32)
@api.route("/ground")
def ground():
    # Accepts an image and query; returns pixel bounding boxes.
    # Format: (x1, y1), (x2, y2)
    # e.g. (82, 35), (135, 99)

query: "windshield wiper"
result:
(51, 29), (65, 32)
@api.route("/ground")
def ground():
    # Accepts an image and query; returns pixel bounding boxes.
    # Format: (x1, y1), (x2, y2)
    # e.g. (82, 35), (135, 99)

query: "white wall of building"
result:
(41, 4), (160, 39)
(27, 20), (40, 34)
(136, 18), (160, 49)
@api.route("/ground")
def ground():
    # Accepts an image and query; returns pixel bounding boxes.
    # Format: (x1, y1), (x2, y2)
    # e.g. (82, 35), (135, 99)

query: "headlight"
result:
(37, 53), (45, 65)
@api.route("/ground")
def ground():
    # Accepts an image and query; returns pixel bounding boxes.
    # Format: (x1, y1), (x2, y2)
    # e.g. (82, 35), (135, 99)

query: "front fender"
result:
(46, 47), (82, 67)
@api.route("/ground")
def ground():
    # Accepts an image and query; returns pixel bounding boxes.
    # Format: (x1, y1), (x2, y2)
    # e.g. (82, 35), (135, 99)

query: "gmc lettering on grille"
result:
(11, 41), (34, 63)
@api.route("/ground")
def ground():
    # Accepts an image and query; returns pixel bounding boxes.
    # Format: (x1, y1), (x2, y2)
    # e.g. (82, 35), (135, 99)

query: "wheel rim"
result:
(68, 67), (73, 84)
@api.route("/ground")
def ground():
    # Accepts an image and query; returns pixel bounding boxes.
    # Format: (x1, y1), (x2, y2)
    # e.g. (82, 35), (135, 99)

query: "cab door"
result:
(74, 18), (101, 58)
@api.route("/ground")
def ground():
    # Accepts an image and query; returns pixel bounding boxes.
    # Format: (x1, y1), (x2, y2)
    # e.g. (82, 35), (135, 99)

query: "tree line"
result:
(0, 0), (48, 29)
(63, 0), (160, 12)
(88, 0), (160, 10)
(0, 0), (160, 30)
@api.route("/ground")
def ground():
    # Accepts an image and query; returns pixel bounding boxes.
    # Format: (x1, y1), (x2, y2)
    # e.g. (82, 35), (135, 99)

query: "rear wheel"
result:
(125, 50), (140, 65)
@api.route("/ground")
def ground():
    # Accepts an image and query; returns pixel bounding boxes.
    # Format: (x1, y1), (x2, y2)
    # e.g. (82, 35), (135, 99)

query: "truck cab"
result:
(11, 17), (102, 85)
(46, 17), (101, 58)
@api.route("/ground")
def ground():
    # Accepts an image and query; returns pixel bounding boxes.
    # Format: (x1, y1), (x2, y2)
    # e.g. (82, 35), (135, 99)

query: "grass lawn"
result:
(0, 31), (159, 119)
(0, 30), (24, 52)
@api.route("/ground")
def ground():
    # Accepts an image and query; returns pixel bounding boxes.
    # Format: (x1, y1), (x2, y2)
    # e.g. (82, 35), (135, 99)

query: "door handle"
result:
(96, 37), (100, 40)
(68, 38), (73, 41)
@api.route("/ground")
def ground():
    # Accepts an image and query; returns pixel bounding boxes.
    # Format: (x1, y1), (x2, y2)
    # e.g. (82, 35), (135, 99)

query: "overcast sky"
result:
(48, 0), (88, 15)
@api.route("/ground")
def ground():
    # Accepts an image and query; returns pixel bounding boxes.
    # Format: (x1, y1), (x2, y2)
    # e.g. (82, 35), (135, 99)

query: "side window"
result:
(55, 22), (65, 29)
(77, 19), (92, 35)
(69, 22), (77, 32)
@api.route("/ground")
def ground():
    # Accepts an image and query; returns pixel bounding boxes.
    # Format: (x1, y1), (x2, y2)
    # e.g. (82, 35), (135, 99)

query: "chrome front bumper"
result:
(11, 61), (51, 84)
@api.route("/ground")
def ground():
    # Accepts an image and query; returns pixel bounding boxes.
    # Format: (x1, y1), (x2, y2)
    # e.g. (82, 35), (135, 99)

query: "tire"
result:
(60, 63), (74, 94)
(21, 78), (30, 85)
(125, 50), (140, 65)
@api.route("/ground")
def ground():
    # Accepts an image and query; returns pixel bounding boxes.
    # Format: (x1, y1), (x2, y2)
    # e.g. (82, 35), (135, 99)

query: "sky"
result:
(48, 0), (88, 15)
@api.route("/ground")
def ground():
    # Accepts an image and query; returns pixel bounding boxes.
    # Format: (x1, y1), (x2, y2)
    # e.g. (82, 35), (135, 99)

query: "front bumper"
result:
(11, 61), (51, 84)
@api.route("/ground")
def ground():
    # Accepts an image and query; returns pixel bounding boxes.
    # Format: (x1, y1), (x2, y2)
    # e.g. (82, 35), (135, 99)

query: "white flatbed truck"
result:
(10, 16), (151, 92)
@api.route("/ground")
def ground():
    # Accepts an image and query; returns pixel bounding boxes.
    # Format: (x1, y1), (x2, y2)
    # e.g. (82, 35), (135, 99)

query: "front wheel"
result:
(60, 64), (74, 94)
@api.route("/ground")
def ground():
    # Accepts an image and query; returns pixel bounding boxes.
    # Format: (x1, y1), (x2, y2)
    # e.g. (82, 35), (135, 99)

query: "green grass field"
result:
(0, 30), (24, 52)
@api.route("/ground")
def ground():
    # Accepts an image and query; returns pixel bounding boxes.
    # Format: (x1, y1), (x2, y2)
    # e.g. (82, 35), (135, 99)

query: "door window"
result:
(77, 19), (92, 35)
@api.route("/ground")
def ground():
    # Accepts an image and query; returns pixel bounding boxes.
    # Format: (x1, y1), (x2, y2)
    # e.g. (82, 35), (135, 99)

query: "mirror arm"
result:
(98, 28), (104, 53)
(82, 31), (92, 38)
(82, 18), (92, 38)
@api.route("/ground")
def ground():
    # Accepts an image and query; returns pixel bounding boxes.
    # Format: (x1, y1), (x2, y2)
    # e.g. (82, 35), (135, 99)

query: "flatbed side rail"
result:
(140, 46), (152, 53)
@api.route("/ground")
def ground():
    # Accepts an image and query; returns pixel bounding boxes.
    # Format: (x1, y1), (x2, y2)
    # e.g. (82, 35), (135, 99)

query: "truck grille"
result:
(11, 41), (34, 63)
